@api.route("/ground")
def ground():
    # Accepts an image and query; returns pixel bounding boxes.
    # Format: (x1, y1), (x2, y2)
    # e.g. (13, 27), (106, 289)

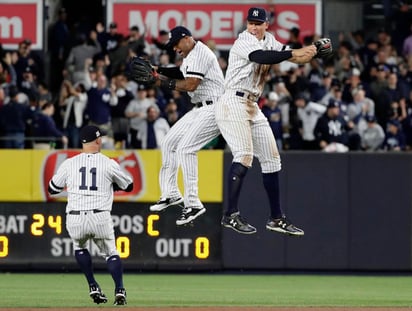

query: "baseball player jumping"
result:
(215, 7), (322, 235)
(148, 26), (225, 225)
(48, 125), (133, 305)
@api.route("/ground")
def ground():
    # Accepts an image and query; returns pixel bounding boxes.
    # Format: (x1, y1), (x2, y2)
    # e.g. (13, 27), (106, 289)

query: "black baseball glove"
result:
(313, 38), (333, 59)
(128, 57), (158, 86)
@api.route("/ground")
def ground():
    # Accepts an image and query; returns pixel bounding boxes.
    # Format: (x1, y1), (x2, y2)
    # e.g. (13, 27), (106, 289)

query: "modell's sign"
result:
(107, 0), (321, 49)
(0, 0), (43, 50)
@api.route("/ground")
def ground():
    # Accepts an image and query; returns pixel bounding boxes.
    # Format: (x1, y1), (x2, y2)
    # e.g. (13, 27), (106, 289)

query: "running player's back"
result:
(52, 152), (131, 211)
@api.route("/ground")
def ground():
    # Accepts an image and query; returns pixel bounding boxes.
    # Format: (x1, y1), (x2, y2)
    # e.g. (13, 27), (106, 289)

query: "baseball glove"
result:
(313, 38), (333, 59)
(128, 57), (158, 85)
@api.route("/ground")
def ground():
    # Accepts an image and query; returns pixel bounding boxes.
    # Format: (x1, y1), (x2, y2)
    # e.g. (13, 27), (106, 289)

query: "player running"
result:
(215, 7), (317, 235)
(149, 26), (225, 225)
(48, 125), (133, 305)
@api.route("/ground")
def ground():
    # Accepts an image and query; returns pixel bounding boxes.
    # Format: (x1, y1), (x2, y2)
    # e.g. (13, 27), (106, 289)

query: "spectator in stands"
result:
(262, 91), (283, 150)
(13, 39), (42, 87)
(383, 118), (406, 151)
(19, 66), (39, 101)
(1, 51), (17, 87)
(295, 93), (326, 150)
(314, 99), (360, 151)
(168, 89), (191, 117)
(97, 22), (123, 56)
(163, 99), (181, 127)
(83, 72), (118, 143)
(38, 81), (52, 109)
(286, 27), (302, 49)
(377, 28), (393, 49)
(65, 31), (102, 85)
(320, 78), (342, 106)
(402, 23), (412, 59)
(307, 58), (323, 96)
(370, 64), (391, 128)
(342, 66), (370, 103)
(358, 39), (379, 81)
(391, 1), (412, 55)
(136, 105), (170, 149)
(311, 71), (333, 102)
(150, 30), (175, 64)
(372, 45), (397, 73)
(108, 34), (130, 78)
(397, 60), (412, 97)
(48, 7), (70, 93)
(31, 102), (68, 149)
(284, 65), (309, 99)
(384, 68), (408, 122)
(346, 87), (375, 134)
(128, 25), (150, 57)
(402, 88), (412, 148)
(146, 85), (167, 114)
(0, 85), (34, 148)
(0, 58), (14, 107)
(59, 80), (87, 148)
(110, 72), (134, 149)
(125, 84), (154, 149)
(360, 115), (385, 151)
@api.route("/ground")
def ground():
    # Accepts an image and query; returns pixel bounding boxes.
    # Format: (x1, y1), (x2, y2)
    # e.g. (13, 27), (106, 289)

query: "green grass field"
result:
(0, 272), (411, 308)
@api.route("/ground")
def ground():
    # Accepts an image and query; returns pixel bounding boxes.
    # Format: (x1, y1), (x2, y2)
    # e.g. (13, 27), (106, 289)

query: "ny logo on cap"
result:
(253, 10), (259, 17)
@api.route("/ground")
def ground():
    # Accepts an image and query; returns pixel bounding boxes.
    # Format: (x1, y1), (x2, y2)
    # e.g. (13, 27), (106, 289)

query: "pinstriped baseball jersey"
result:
(156, 39), (224, 209)
(49, 152), (133, 212)
(181, 41), (224, 103)
(215, 30), (284, 172)
(225, 30), (283, 96)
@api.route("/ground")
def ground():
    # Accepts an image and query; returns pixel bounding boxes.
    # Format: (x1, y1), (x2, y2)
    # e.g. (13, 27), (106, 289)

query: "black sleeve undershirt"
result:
(157, 66), (185, 79)
(248, 50), (293, 64)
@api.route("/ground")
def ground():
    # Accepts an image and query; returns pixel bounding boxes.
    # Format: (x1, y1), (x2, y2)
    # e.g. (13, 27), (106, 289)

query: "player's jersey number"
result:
(79, 167), (98, 191)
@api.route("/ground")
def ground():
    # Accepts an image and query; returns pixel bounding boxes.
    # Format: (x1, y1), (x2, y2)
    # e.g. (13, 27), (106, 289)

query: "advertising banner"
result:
(0, 149), (223, 202)
(107, 0), (322, 49)
(0, 0), (43, 50)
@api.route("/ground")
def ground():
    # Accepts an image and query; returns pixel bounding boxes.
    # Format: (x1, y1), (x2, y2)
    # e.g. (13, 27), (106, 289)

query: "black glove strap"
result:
(160, 79), (176, 90)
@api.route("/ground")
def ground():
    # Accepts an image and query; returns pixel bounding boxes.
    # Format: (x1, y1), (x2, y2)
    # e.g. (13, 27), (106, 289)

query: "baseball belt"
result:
(68, 210), (106, 215)
(194, 100), (213, 108)
(235, 91), (259, 102)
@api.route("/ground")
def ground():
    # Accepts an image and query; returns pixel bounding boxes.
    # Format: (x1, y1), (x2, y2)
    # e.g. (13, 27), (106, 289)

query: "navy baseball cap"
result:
(365, 115), (376, 123)
(80, 125), (106, 143)
(388, 119), (401, 127)
(165, 26), (192, 48)
(327, 99), (341, 109)
(247, 7), (268, 23)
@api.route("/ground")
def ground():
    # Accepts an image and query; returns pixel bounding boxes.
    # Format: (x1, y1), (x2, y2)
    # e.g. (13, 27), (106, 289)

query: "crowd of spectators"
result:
(1, 5), (412, 152)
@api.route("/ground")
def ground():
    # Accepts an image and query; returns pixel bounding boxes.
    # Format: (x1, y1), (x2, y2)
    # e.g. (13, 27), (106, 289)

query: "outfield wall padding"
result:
(222, 152), (412, 271)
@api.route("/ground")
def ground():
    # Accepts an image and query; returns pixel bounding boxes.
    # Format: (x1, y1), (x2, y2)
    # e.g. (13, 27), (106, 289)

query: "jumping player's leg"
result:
(217, 117), (254, 214)
(252, 118), (304, 236)
(174, 107), (219, 225)
(177, 107), (220, 208)
(217, 118), (256, 234)
(215, 96), (257, 233)
(251, 118), (283, 219)
(157, 111), (195, 201)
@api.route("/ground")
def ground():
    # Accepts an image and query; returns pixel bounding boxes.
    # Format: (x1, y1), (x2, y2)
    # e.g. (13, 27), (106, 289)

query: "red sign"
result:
(107, 1), (321, 49)
(0, 0), (42, 50)
(42, 150), (144, 202)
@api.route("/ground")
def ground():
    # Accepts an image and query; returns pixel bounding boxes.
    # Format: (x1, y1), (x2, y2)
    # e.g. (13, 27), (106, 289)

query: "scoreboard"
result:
(0, 202), (222, 270)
